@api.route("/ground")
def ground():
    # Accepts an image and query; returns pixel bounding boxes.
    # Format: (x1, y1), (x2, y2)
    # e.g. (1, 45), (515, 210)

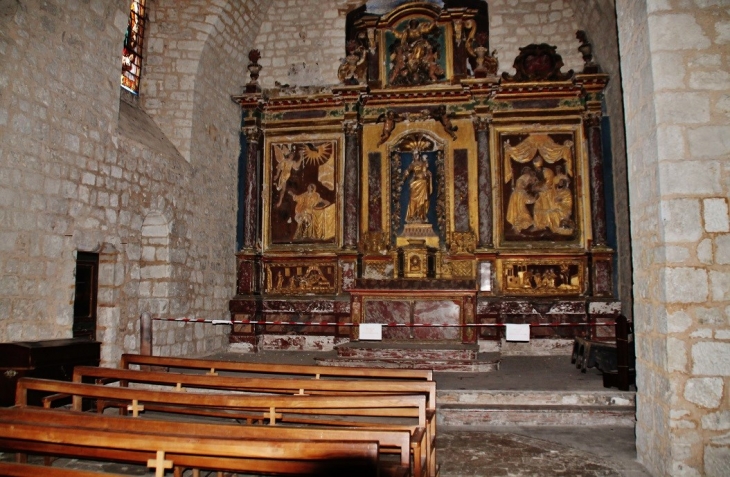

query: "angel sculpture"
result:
(376, 110), (405, 146)
(273, 144), (303, 206)
(430, 105), (458, 140)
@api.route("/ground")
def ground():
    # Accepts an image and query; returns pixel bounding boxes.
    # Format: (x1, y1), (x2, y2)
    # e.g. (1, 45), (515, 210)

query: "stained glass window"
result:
(121, 0), (147, 94)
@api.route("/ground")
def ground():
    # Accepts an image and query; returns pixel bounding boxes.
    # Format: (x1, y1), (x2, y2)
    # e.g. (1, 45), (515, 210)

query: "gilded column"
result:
(474, 116), (493, 248)
(242, 126), (262, 251)
(585, 112), (608, 247)
(343, 120), (360, 249)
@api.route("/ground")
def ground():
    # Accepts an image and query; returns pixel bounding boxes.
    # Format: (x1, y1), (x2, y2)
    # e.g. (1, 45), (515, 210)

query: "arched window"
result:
(121, 0), (147, 94)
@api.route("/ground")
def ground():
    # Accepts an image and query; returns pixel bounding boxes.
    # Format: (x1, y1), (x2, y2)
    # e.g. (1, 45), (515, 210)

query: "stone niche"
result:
(230, 1), (619, 350)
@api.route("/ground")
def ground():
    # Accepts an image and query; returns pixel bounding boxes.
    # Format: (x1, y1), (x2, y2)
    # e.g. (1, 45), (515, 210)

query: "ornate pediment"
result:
(501, 43), (573, 82)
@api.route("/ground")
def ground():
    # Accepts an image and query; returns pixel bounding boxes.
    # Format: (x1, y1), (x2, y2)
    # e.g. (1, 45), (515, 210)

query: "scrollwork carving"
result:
(342, 119), (361, 136)
(360, 231), (390, 255)
(338, 40), (368, 85)
(502, 43), (573, 82)
(448, 231), (477, 254)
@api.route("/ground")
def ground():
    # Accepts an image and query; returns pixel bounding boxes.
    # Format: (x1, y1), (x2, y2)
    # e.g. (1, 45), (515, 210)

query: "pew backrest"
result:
(16, 377), (428, 427)
(3, 406), (413, 470)
(0, 408), (382, 477)
(72, 365), (436, 410)
(121, 353), (433, 381)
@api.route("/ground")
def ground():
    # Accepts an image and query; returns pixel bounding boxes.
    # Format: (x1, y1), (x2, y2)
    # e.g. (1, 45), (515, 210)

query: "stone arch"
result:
(141, 0), (270, 162)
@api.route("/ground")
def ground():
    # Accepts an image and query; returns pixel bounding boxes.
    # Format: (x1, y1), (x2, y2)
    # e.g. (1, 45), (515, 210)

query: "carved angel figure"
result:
(376, 110), (405, 146)
(273, 144), (303, 206)
(430, 105), (458, 140)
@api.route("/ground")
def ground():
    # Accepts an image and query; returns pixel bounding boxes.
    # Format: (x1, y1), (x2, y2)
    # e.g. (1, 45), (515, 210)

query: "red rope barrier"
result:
(150, 317), (616, 328)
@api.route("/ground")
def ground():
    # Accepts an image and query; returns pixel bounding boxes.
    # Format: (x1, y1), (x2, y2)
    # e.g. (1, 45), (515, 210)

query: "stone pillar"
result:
(343, 119), (360, 249)
(474, 116), (493, 248)
(584, 112), (608, 248)
(242, 126), (262, 251)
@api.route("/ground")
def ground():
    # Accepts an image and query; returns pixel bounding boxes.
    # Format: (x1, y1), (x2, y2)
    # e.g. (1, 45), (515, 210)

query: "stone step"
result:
(335, 341), (480, 361)
(316, 356), (500, 372)
(438, 389), (636, 407)
(438, 403), (636, 427)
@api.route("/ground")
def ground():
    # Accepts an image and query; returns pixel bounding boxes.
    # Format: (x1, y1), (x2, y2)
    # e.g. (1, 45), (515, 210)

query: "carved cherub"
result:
(376, 110), (405, 146)
(430, 105), (458, 140)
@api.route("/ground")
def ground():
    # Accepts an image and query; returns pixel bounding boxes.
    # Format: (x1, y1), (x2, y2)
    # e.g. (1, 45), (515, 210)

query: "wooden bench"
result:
(121, 353), (433, 381)
(70, 365), (436, 476)
(0, 407), (413, 477)
(0, 407), (382, 477)
(16, 378), (431, 475)
(0, 462), (131, 477)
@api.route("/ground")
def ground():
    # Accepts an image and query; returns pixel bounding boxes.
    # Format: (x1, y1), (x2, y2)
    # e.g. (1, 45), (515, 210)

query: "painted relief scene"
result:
(501, 133), (577, 242)
(270, 140), (338, 245)
(386, 17), (446, 86)
(503, 261), (583, 296)
(265, 263), (337, 295)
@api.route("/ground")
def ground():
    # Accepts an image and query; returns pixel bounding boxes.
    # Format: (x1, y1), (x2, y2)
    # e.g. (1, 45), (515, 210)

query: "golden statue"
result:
(506, 167), (537, 232)
(404, 153), (432, 223)
(288, 184), (335, 241)
(533, 169), (574, 235)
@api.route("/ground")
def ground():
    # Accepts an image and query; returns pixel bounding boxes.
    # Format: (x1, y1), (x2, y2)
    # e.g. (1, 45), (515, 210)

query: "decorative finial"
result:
(246, 49), (262, 93)
(576, 31), (600, 73)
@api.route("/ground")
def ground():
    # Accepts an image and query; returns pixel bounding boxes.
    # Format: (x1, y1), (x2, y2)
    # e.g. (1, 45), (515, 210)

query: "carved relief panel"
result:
(492, 125), (588, 249)
(264, 260), (338, 295)
(264, 135), (342, 250)
(383, 16), (451, 87)
(497, 257), (587, 296)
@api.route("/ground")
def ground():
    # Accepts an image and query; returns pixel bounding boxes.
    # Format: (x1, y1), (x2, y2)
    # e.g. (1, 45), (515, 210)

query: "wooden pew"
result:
(0, 462), (131, 477)
(0, 407), (383, 477)
(16, 378), (431, 475)
(121, 353), (433, 381)
(1, 407), (413, 477)
(70, 365), (436, 476)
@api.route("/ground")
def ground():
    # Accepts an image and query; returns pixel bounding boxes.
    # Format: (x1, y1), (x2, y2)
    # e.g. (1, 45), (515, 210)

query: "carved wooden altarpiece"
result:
(230, 2), (618, 349)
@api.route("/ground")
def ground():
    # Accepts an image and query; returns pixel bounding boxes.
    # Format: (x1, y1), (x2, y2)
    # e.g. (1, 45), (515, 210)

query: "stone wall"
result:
(0, 0), (265, 364)
(489, 0), (582, 75)
(253, 0), (584, 87)
(617, 1), (730, 475)
(569, 0), (632, 316)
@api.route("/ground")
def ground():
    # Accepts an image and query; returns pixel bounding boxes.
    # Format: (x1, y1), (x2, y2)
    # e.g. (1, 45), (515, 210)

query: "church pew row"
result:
(15, 378), (431, 476)
(68, 365), (436, 476)
(0, 462), (133, 477)
(0, 407), (413, 477)
(0, 408), (384, 477)
(120, 353), (434, 381)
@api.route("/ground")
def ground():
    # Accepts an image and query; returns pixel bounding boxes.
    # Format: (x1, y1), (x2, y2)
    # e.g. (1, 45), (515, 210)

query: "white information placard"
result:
(359, 323), (383, 341)
(505, 324), (531, 342)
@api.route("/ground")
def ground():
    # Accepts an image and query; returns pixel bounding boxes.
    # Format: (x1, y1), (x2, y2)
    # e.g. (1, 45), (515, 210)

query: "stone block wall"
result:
(617, 1), (730, 475)
(0, 0), (267, 364)
(489, 0), (582, 75)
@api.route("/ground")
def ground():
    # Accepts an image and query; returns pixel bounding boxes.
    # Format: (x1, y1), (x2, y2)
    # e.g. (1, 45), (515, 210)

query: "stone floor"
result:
(1, 349), (652, 477)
